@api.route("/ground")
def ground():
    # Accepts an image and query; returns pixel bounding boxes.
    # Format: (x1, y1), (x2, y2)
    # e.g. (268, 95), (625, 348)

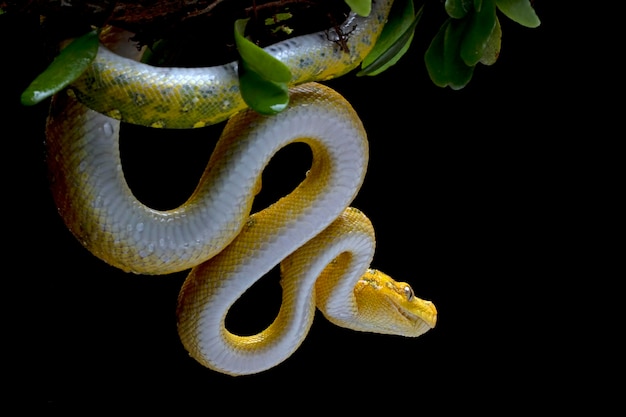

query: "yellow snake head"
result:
(350, 269), (437, 337)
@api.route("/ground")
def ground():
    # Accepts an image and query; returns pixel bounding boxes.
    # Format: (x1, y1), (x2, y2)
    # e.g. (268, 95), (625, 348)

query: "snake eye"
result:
(403, 285), (414, 301)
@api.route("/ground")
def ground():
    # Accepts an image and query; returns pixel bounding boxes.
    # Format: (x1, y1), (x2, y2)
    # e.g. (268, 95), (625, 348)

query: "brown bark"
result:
(1, 0), (347, 63)
(0, 0), (342, 28)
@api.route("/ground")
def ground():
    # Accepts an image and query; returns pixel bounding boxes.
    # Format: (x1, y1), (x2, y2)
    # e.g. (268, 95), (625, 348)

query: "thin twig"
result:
(183, 0), (230, 20)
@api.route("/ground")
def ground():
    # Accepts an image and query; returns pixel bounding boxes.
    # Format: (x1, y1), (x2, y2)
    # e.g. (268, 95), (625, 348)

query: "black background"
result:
(2, 1), (600, 412)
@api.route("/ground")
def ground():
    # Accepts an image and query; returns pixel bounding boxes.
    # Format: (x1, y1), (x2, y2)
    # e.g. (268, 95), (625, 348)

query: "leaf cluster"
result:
(7, 0), (541, 115)
(424, 0), (540, 89)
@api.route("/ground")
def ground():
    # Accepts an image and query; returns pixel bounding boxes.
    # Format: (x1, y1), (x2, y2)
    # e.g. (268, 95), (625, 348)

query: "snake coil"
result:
(45, 0), (436, 375)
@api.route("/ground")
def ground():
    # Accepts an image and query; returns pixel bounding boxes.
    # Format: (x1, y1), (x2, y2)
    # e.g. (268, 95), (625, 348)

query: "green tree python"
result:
(45, 0), (437, 376)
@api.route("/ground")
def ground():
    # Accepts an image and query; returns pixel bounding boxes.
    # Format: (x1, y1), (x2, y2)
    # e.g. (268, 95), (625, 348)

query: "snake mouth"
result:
(394, 300), (437, 331)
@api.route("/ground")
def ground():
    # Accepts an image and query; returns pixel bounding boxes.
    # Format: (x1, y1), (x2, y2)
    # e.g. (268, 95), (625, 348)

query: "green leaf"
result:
(234, 18), (291, 83)
(358, 0), (423, 77)
(238, 60), (289, 115)
(234, 19), (291, 115)
(496, 0), (540, 28)
(20, 29), (99, 106)
(141, 38), (182, 66)
(445, 0), (473, 19)
(424, 18), (474, 90)
(344, 0), (372, 17)
(479, 16), (501, 65)
(460, 0), (496, 66)
(264, 12), (293, 25)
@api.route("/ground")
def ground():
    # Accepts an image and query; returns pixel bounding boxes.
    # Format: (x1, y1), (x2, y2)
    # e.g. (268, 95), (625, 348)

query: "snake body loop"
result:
(47, 83), (369, 275)
(69, 0), (395, 128)
(45, 0), (437, 376)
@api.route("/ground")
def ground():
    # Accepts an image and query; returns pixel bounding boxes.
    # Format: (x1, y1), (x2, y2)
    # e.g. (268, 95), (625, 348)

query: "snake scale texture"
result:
(45, 0), (437, 375)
